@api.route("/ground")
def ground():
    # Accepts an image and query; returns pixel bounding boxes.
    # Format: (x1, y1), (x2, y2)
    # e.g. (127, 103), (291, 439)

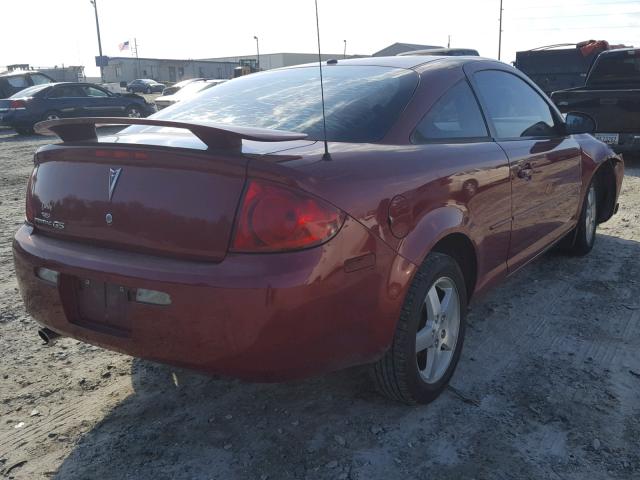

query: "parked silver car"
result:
(154, 79), (227, 110)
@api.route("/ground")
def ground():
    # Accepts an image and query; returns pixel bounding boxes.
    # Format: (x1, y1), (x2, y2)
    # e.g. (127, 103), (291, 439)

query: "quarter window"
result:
(474, 70), (558, 138)
(412, 81), (488, 143)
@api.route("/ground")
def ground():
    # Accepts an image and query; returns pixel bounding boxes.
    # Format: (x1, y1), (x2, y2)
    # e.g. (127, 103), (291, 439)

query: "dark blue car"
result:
(0, 82), (156, 135)
(126, 78), (165, 93)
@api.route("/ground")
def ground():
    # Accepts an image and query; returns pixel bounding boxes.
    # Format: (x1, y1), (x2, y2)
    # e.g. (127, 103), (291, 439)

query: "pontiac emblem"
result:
(108, 168), (122, 201)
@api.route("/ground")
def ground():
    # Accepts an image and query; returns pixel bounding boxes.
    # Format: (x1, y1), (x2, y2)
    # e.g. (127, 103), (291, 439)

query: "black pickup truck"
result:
(551, 48), (640, 155)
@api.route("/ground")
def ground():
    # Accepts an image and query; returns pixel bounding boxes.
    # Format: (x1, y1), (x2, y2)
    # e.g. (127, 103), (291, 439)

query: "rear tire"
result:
(126, 105), (143, 118)
(564, 182), (598, 256)
(371, 252), (467, 405)
(42, 111), (61, 122)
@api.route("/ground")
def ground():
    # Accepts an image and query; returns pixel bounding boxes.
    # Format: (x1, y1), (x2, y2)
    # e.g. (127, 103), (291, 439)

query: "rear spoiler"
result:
(34, 117), (308, 150)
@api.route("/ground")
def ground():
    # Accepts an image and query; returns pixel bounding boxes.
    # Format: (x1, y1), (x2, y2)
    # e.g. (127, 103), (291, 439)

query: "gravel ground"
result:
(1, 128), (639, 480)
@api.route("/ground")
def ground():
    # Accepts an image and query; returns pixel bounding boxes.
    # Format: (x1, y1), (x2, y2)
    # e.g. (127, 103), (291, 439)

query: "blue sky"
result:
(2, 0), (639, 75)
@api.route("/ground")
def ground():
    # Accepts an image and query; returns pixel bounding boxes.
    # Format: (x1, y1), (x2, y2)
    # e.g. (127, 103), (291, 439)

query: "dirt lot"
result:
(1, 128), (639, 480)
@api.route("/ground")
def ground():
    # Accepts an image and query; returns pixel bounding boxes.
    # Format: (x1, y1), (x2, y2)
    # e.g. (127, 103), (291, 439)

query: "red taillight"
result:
(231, 180), (345, 252)
(9, 100), (27, 110)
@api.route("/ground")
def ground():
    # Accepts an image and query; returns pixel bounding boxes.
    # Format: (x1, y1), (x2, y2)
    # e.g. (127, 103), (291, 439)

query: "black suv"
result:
(0, 71), (55, 98)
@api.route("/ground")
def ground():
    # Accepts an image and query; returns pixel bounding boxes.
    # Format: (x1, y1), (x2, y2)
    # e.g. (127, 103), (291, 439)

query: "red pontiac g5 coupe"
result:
(13, 56), (624, 404)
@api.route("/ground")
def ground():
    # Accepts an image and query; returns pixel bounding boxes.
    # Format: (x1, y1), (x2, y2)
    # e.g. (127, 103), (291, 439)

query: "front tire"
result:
(371, 252), (467, 405)
(566, 182), (598, 256)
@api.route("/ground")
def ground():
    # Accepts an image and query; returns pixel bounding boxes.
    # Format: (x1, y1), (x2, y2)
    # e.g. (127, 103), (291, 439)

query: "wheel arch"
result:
(398, 206), (478, 300)
(431, 233), (478, 300)
(591, 156), (622, 223)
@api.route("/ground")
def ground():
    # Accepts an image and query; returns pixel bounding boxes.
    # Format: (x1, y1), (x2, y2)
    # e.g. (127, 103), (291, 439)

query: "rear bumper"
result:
(0, 110), (37, 128)
(13, 221), (415, 381)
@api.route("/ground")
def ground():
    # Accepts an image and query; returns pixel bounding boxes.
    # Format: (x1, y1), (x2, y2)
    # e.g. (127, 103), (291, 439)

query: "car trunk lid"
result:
(31, 145), (248, 262)
(28, 117), (309, 262)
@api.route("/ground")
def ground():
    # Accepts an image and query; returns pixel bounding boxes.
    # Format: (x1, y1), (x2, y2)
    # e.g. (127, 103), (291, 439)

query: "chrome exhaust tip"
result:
(38, 328), (60, 345)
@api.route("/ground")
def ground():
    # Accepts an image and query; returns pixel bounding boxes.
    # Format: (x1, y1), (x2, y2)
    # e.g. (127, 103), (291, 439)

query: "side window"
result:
(47, 87), (66, 98)
(412, 80), (488, 143)
(474, 70), (558, 138)
(83, 86), (109, 97)
(7, 75), (28, 88)
(48, 86), (86, 98)
(30, 74), (52, 85)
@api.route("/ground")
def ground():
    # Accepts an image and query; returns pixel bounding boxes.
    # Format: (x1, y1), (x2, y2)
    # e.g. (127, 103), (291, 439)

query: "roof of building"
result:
(372, 42), (443, 57)
(106, 57), (238, 64)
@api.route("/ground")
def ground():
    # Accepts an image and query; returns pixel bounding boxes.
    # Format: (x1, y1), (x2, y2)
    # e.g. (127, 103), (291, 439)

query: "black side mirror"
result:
(565, 112), (596, 135)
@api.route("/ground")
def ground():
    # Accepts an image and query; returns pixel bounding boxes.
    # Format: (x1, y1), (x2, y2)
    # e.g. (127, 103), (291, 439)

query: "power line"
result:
(512, 11), (640, 20)
(521, 23), (640, 31)
(514, 0), (640, 8)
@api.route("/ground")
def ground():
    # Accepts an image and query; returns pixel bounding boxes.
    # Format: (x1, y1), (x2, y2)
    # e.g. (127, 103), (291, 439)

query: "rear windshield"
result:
(139, 65), (419, 143)
(588, 52), (640, 86)
(9, 84), (51, 98)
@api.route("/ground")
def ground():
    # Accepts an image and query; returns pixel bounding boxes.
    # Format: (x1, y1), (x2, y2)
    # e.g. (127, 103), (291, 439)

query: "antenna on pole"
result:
(498, 0), (504, 60)
(314, 0), (330, 160)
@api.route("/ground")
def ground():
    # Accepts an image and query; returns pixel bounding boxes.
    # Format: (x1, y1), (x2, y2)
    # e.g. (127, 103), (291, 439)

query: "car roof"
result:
(285, 55), (494, 71)
(1, 71), (32, 78)
(38, 82), (109, 90)
(398, 48), (480, 56)
(599, 47), (640, 56)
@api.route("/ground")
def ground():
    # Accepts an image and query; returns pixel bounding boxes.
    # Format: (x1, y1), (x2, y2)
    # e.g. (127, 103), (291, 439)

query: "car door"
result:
(82, 85), (124, 116)
(45, 85), (88, 118)
(467, 66), (582, 272)
(411, 79), (513, 292)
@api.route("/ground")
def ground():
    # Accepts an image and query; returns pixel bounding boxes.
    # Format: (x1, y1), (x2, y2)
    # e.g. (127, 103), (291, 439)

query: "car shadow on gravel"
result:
(52, 233), (640, 480)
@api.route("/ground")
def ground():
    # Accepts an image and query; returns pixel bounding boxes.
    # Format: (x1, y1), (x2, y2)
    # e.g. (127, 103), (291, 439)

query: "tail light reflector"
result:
(9, 100), (27, 110)
(231, 180), (345, 252)
(25, 168), (37, 224)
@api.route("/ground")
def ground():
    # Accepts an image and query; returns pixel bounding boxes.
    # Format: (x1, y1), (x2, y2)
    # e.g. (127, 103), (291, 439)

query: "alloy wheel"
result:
(415, 277), (461, 384)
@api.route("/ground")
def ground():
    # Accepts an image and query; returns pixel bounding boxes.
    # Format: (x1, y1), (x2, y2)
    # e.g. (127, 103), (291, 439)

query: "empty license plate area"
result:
(66, 277), (132, 336)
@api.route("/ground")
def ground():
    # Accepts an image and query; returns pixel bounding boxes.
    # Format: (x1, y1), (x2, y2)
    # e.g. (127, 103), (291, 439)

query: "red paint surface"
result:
(13, 57), (624, 380)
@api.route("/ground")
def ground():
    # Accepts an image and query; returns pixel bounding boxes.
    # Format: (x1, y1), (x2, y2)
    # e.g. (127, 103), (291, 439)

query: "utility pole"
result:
(253, 36), (260, 70)
(343, 39), (347, 58)
(134, 38), (141, 78)
(90, 0), (105, 83)
(498, 0), (504, 60)
(448, 35), (451, 48)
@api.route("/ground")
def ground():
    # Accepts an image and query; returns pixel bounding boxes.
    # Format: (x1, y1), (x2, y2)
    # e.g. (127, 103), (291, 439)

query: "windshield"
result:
(588, 52), (640, 86)
(10, 84), (52, 98)
(134, 65), (418, 143)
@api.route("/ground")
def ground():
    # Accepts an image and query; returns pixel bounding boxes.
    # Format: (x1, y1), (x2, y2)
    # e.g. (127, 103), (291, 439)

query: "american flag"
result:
(119, 41), (130, 51)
